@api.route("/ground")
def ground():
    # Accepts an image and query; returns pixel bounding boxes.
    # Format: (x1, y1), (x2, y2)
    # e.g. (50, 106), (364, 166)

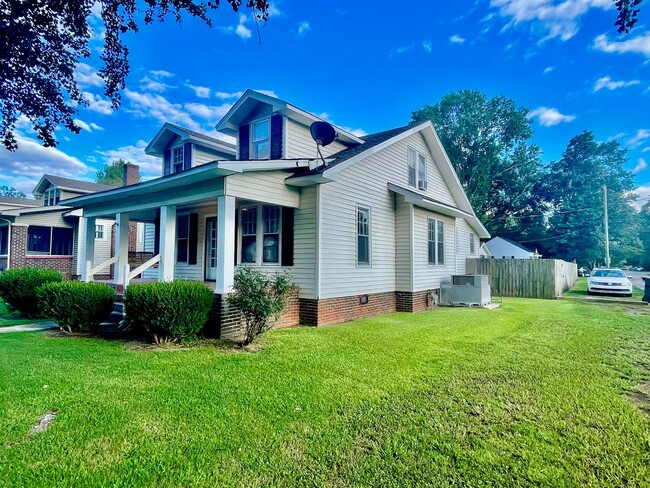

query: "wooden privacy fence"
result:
(466, 259), (578, 299)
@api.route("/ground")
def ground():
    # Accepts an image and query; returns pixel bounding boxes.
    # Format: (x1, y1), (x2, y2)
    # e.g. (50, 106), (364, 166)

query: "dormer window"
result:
(251, 119), (270, 159)
(408, 147), (427, 191)
(43, 188), (60, 207)
(172, 145), (184, 173)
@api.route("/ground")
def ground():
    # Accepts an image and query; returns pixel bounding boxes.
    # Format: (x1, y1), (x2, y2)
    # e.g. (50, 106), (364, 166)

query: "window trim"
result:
(250, 117), (271, 160)
(43, 187), (61, 207)
(171, 144), (185, 174)
(427, 217), (445, 266)
(356, 205), (371, 267)
(407, 146), (428, 190)
(469, 232), (476, 254)
(26, 225), (74, 257)
(238, 204), (283, 266)
(175, 212), (190, 264)
(94, 224), (106, 240)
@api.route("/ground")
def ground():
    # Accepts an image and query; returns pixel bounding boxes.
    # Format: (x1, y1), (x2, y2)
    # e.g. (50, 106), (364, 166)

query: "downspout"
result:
(0, 218), (12, 269)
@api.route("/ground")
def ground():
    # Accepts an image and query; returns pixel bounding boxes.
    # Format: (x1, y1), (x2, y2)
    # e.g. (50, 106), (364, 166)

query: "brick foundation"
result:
(396, 289), (440, 313)
(299, 291), (398, 326)
(9, 226), (73, 279)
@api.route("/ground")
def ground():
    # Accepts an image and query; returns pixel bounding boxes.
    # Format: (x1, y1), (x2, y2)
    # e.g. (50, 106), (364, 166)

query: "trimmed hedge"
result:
(0, 268), (63, 317)
(123, 281), (214, 343)
(38, 281), (116, 333)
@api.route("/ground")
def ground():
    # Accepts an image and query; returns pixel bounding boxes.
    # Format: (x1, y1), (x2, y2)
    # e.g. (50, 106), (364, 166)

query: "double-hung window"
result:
(356, 206), (370, 265)
(27, 226), (73, 256)
(172, 146), (184, 173)
(407, 148), (427, 190)
(427, 218), (445, 265)
(469, 233), (476, 254)
(176, 214), (189, 263)
(251, 119), (270, 159)
(240, 207), (258, 264)
(263, 206), (281, 264)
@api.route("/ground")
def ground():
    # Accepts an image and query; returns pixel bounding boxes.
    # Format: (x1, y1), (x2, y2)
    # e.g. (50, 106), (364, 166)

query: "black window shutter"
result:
(153, 211), (160, 255)
(188, 213), (198, 265)
(184, 142), (192, 171)
(163, 148), (171, 176)
(281, 207), (294, 267)
(271, 114), (283, 159)
(239, 124), (250, 160)
(234, 210), (239, 265)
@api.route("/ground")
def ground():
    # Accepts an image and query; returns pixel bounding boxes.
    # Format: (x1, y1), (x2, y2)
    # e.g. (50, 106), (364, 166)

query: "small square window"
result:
(95, 224), (104, 240)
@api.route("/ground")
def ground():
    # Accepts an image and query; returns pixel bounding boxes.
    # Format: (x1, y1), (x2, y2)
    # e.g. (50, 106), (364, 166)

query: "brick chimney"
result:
(122, 162), (140, 187)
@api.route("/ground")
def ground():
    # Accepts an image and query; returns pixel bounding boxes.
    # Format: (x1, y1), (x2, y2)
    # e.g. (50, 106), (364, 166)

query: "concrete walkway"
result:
(0, 321), (58, 333)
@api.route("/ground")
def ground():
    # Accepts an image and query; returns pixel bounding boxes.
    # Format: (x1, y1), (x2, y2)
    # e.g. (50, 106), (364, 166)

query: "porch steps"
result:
(110, 299), (125, 324)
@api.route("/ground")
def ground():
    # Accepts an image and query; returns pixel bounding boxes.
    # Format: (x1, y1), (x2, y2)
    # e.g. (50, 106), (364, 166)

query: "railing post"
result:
(83, 260), (92, 283)
(123, 264), (131, 289)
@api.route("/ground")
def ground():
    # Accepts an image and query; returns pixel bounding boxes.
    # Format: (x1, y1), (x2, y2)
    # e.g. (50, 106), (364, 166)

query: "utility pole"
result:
(603, 184), (611, 267)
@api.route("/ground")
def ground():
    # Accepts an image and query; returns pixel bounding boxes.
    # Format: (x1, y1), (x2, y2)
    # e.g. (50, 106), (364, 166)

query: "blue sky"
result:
(1, 0), (649, 205)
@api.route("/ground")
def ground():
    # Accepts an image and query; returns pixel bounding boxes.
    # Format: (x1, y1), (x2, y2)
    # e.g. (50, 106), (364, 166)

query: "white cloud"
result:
(314, 112), (366, 137)
(491, 0), (613, 41)
(215, 91), (244, 100)
(634, 185), (650, 209)
(73, 119), (92, 132)
(297, 21), (311, 36)
(0, 136), (91, 196)
(74, 63), (103, 88)
(642, 147), (650, 153)
(388, 44), (414, 57)
(422, 40), (432, 53)
(124, 89), (202, 131)
(139, 76), (172, 93)
(593, 32), (650, 58)
(633, 158), (648, 174)
(90, 122), (104, 131)
(543, 66), (554, 74)
(95, 140), (162, 179)
(253, 89), (279, 98)
(184, 102), (232, 121)
(528, 106), (576, 126)
(235, 15), (252, 39)
(628, 129), (650, 148)
(187, 84), (211, 98)
(149, 70), (173, 79)
(450, 34), (466, 44)
(82, 92), (113, 115)
(593, 75), (641, 91)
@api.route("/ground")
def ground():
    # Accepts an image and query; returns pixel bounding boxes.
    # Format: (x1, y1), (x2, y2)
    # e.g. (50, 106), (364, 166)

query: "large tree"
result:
(411, 90), (545, 238)
(96, 158), (138, 186)
(538, 131), (638, 267)
(639, 202), (650, 270)
(0, 185), (26, 198)
(0, 0), (269, 151)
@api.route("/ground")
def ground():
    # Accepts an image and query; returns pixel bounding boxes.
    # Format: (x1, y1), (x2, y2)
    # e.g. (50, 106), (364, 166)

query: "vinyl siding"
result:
(193, 145), (233, 167)
(285, 119), (348, 159)
(395, 198), (412, 292)
(75, 218), (114, 275)
(454, 218), (479, 275)
(142, 223), (157, 279)
(412, 208), (456, 291)
(226, 171), (300, 208)
(174, 203), (217, 281)
(16, 211), (73, 227)
(291, 186), (317, 298)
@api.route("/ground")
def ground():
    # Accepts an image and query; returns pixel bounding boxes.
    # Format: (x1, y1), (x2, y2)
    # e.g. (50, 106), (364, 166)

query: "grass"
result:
(1, 298), (649, 486)
(0, 298), (50, 327)
(564, 277), (645, 301)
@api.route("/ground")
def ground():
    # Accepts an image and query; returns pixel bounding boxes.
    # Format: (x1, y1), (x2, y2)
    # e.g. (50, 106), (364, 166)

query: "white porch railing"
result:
(123, 253), (160, 288)
(84, 256), (118, 282)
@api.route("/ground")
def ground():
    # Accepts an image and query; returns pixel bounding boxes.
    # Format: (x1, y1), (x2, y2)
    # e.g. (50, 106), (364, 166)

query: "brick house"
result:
(64, 90), (490, 338)
(0, 166), (141, 278)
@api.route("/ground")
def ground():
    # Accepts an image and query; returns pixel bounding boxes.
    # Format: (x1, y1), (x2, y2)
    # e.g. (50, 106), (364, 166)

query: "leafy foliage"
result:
(0, 268), (63, 317)
(535, 131), (638, 267)
(411, 90), (545, 238)
(228, 267), (294, 345)
(0, 186), (26, 198)
(639, 202), (650, 270)
(0, 0), (269, 151)
(615, 0), (644, 33)
(123, 280), (214, 343)
(96, 158), (138, 186)
(38, 281), (116, 333)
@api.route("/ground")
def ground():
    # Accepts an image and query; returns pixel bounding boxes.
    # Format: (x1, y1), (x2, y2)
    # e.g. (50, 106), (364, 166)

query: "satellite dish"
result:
(310, 121), (337, 147)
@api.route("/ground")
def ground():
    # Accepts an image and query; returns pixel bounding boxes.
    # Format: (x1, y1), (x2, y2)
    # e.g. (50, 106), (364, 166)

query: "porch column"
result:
(158, 205), (176, 282)
(216, 195), (236, 294)
(114, 213), (130, 286)
(80, 216), (96, 282)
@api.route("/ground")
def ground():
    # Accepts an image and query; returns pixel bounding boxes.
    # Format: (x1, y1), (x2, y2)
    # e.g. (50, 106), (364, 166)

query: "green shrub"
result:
(37, 281), (116, 333)
(228, 268), (294, 345)
(123, 281), (214, 343)
(0, 268), (63, 317)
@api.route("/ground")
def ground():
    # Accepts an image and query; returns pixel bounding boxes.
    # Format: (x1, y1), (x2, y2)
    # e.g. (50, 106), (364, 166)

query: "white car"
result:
(587, 269), (633, 297)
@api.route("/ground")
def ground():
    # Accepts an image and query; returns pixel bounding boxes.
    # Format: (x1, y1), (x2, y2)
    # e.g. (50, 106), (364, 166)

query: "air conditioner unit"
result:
(418, 179), (428, 190)
(440, 274), (491, 307)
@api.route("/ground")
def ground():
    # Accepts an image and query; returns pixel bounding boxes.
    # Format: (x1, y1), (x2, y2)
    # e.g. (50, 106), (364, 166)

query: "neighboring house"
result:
(0, 195), (40, 212)
(64, 90), (489, 338)
(0, 167), (141, 277)
(484, 236), (541, 259)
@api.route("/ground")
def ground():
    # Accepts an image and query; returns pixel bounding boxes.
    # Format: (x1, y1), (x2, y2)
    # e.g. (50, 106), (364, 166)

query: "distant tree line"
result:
(412, 90), (645, 268)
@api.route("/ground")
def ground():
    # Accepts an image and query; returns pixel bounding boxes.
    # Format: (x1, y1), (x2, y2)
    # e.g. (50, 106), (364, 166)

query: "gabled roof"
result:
(33, 175), (118, 196)
(215, 89), (364, 146)
(145, 123), (237, 158)
(486, 236), (535, 254)
(0, 195), (39, 207)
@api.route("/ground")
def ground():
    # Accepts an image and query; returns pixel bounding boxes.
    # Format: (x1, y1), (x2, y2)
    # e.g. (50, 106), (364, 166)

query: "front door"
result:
(205, 217), (217, 280)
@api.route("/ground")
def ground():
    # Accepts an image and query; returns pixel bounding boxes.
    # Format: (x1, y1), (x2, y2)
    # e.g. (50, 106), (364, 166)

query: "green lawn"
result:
(1, 299), (649, 487)
(0, 298), (50, 327)
(564, 277), (645, 301)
